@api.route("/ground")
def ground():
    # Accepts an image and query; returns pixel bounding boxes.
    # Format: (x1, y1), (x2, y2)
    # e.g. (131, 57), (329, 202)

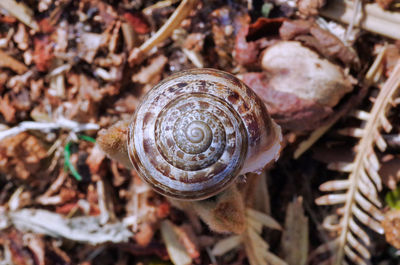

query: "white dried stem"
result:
(344, 0), (362, 43)
(351, 110), (370, 121)
(315, 194), (347, 205)
(321, 0), (400, 40)
(0, 117), (99, 141)
(365, 44), (387, 82)
(319, 180), (350, 191)
(7, 209), (132, 244)
(294, 119), (336, 159)
(328, 162), (354, 173)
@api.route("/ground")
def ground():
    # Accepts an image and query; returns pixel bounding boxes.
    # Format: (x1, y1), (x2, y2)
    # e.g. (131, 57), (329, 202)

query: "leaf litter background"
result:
(0, 0), (400, 265)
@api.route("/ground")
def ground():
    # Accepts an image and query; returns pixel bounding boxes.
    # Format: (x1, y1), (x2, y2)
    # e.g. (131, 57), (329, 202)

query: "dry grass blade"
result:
(281, 197), (308, 265)
(0, 0), (39, 30)
(128, 0), (199, 65)
(316, 60), (400, 264)
(160, 220), (192, 265)
(211, 235), (242, 256)
(211, 208), (286, 265)
(246, 208), (282, 230)
(0, 50), (28, 74)
(294, 119), (336, 159)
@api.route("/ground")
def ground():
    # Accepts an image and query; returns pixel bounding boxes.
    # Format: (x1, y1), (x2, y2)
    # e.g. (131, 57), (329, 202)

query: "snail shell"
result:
(128, 68), (281, 200)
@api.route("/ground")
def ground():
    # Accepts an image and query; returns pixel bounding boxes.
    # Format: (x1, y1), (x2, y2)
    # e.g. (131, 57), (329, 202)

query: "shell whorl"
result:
(128, 68), (280, 200)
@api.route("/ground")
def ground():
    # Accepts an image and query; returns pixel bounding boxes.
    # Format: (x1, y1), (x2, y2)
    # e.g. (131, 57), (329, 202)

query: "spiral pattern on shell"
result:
(128, 69), (281, 200)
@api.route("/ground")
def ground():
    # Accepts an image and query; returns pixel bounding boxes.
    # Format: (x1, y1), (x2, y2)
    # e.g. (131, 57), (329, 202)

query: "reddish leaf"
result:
(38, 18), (55, 34)
(33, 36), (54, 72)
(247, 17), (286, 41)
(123, 12), (150, 34)
(234, 25), (260, 66)
(0, 94), (16, 123)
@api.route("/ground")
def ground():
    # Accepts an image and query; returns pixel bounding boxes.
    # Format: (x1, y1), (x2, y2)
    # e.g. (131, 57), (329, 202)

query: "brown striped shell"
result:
(128, 69), (282, 200)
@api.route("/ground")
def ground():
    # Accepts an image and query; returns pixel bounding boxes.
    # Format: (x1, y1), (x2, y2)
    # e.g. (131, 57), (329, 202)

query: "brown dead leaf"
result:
(113, 94), (139, 114)
(0, 133), (47, 180)
(68, 73), (102, 102)
(0, 50), (28, 74)
(281, 197), (309, 265)
(132, 55), (168, 85)
(156, 200), (171, 219)
(260, 41), (354, 105)
(134, 222), (155, 247)
(0, 94), (16, 123)
(123, 12), (150, 34)
(174, 224), (200, 259)
(234, 25), (260, 67)
(33, 35), (54, 72)
(55, 202), (78, 215)
(280, 20), (359, 66)
(38, 18), (56, 34)
(161, 220), (192, 265)
(59, 188), (78, 203)
(382, 209), (400, 249)
(279, 19), (313, 40)
(308, 25), (359, 66)
(95, 0), (118, 27)
(183, 33), (204, 52)
(240, 72), (332, 131)
(29, 79), (44, 101)
(12, 89), (32, 112)
(86, 145), (106, 174)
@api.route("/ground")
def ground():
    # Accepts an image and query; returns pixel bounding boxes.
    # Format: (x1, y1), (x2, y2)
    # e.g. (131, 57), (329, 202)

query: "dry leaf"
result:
(281, 197), (309, 265)
(160, 220), (192, 265)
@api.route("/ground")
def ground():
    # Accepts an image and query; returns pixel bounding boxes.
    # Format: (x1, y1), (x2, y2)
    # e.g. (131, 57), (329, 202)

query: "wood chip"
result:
(0, 50), (28, 74)
(0, 0), (39, 30)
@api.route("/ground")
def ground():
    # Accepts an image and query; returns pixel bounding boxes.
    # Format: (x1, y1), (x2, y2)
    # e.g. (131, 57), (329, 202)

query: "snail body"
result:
(127, 68), (281, 200)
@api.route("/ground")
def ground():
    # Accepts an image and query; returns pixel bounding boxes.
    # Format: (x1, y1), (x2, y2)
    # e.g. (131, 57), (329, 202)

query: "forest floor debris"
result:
(1, 1), (400, 265)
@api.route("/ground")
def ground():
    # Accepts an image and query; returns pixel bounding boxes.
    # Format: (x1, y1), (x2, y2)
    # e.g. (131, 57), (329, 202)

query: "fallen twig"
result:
(0, 117), (99, 141)
(4, 209), (132, 244)
(128, 0), (199, 65)
(321, 0), (400, 40)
